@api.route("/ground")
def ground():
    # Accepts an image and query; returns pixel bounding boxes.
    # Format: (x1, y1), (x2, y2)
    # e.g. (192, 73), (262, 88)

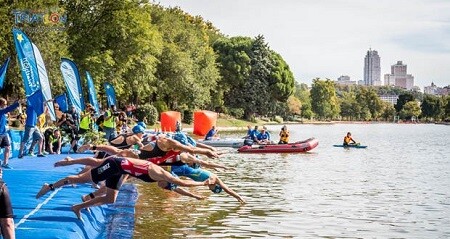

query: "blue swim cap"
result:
(137, 121), (147, 129)
(186, 136), (197, 147)
(172, 132), (188, 145)
(132, 125), (145, 134)
(211, 184), (222, 194)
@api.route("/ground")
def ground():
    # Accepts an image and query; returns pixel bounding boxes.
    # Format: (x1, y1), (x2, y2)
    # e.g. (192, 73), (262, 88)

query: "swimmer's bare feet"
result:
(36, 183), (51, 199)
(71, 205), (83, 220)
(77, 144), (92, 153)
(54, 157), (73, 167)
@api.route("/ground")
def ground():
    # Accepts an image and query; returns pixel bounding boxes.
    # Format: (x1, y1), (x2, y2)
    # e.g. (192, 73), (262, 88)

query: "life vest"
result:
(344, 136), (353, 144)
(279, 130), (289, 143)
(79, 111), (92, 130)
(103, 110), (116, 128)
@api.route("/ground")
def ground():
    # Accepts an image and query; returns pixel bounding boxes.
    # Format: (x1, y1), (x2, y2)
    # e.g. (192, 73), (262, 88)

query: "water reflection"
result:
(134, 124), (450, 238)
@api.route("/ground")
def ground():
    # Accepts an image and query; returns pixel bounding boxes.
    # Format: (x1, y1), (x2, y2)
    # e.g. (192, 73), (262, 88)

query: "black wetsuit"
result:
(0, 180), (13, 218)
(109, 134), (133, 149)
(138, 141), (167, 159)
(90, 157), (155, 189)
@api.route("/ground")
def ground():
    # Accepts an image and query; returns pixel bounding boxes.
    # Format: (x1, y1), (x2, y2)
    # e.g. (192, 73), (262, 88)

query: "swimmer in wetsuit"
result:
(108, 125), (145, 149)
(36, 156), (212, 219)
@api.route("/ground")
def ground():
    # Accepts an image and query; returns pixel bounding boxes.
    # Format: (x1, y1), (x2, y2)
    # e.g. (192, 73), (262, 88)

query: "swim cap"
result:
(172, 132), (188, 145)
(132, 125), (145, 134)
(137, 121), (147, 129)
(211, 184), (222, 194)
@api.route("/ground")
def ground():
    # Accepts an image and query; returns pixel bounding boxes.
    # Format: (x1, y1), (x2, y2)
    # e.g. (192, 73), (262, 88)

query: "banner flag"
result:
(12, 28), (45, 115)
(32, 43), (56, 121)
(104, 82), (117, 108)
(26, 89), (44, 116)
(0, 57), (11, 89)
(86, 71), (100, 115)
(60, 58), (84, 113)
(55, 93), (68, 113)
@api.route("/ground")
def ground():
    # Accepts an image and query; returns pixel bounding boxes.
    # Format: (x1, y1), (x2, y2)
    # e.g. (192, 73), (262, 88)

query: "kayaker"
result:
(204, 125), (219, 140)
(343, 132), (357, 146)
(278, 125), (289, 144)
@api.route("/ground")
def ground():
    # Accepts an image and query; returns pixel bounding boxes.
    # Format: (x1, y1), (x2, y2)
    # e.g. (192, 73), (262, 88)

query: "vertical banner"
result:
(32, 43), (56, 121)
(0, 57), (11, 89)
(12, 28), (44, 115)
(104, 82), (117, 107)
(60, 58), (84, 113)
(86, 71), (100, 114)
(55, 93), (68, 113)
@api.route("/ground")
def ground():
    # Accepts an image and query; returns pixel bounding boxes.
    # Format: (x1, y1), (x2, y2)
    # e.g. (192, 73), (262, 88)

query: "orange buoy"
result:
(160, 111), (181, 132)
(193, 110), (217, 136)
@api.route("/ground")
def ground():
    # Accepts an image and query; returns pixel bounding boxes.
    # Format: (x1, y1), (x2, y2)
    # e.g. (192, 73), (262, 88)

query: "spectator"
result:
(18, 105), (45, 158)
(68, 106), (80, 130)
(78, 104), (95, 135)
(44, 128), (62, 154)
(0, 98), (24, 168)
(57, 113), (79, 153)
(103, 105), (117, 141)
(0, 167), (15, 239)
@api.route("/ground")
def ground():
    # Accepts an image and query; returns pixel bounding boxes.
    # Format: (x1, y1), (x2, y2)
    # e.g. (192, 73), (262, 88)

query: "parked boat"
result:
(237, 138), (319, 153)
(198, 138), (253, 148)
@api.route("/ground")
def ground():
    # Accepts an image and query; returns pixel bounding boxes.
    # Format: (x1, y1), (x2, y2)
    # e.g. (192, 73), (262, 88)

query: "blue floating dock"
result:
(2, 152), (137, 239)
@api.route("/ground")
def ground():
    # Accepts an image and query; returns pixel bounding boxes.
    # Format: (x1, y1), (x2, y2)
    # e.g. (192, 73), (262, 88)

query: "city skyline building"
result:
(335, 75), (357, 86)
(384, 61), (414, 90)
(363, 49), (382, 86)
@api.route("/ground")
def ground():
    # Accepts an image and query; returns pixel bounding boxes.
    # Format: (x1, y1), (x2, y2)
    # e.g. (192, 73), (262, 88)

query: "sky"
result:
(156, 0), (450, 89)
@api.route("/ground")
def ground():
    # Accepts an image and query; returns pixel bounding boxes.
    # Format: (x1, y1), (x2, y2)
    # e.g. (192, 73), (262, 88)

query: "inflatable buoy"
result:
(160, 111), (181, 132)
(193, 110), (217, 136)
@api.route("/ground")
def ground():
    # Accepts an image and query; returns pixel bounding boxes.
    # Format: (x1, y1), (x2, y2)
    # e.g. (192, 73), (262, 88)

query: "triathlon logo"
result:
(12, 8), (67, 32)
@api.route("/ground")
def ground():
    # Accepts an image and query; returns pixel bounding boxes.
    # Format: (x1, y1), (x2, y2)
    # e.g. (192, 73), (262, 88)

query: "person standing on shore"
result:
(18, 104), (46, 158)
(0, 168), (15, 239)
(278, 125), (289, 144)
(0, 98), (24, 168)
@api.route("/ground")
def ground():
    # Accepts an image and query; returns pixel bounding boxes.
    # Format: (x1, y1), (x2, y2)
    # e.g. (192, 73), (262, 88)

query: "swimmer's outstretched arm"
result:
(173, 188), (205, 200)
(212, 176), (246, 204)
(54, 156), (106, 167)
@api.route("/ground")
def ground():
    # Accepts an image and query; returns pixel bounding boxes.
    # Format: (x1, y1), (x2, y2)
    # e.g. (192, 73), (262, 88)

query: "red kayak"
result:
(237, 138), (319, 153)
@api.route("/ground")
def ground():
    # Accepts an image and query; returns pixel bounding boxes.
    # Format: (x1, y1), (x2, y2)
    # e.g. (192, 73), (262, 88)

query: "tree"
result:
(64, 0), (163, 106)
(287, 95), (301, 115)
(395, 92), (414, 112)
(380, 101), (396, 121)
(310, 78), (340, 120)
(400, 101), (421, 120)
(421, 94), (443, 121)
(340, 91), (358, 120)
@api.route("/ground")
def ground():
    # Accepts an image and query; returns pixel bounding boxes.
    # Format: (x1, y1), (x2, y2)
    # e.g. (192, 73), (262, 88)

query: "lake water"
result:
(134, 123), (450, 238)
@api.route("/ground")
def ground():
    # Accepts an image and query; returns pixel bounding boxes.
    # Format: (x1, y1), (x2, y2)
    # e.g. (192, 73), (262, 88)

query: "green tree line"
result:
(1, 1), (448, 122)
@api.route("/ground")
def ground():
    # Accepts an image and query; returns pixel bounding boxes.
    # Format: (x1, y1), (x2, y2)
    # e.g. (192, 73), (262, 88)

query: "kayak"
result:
(237, 138), (319, 153)
(333, 144), (367, 148)
(198, 138), (253, 148)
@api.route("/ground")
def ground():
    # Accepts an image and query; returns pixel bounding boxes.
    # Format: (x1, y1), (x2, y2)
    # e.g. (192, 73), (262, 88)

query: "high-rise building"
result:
(383, 61), (414, 90)
(364, 49), (382, 86)
(335, 75), (357, 85)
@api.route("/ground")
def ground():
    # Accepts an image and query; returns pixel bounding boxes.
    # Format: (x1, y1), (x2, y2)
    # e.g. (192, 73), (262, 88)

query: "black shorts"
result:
(0, 134), (10, 148)
(90, 158), (122, 190)
(0, 182), (14, 218)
